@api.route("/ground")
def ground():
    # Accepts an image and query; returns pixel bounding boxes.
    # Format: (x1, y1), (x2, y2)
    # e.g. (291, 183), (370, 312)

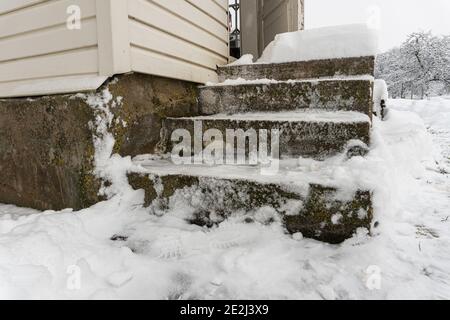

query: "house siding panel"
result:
(0, 0), (229, 97)
(128, 0), (229, 84)
(0, 0), (100, 97)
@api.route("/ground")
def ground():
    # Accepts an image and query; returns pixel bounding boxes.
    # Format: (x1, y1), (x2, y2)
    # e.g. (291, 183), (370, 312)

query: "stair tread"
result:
(127, 156), (373, 243)
(131, 156), (362, 191)
(198, 77), (374, 116)
(219, 56), (373, 69)
(204, 75), (374, 88)
(169, 110), (371, 124)
(216, 56), (375, 82)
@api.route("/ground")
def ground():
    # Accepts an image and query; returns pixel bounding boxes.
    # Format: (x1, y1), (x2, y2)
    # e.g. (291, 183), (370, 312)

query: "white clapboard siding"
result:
(151, 0), (228, 42)
(0, 0), (96, 39)
(184, 0), (228, 27)
(0, 47), (99, 83)
(0, 0), (230, 97)
(0, 18), (97, 62)
(0, 0), (48, 15)
(128, 0), (229, 84)
(0, 0), (101, 97)
(129, 19), (224, 71)
(0, 74), (107, 98)
(213, 0), (228, 11)
(128, 0), (228, 58)
(131, 46), (219, 84)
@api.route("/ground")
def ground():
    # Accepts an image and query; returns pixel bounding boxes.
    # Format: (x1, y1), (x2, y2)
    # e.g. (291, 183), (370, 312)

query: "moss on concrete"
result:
(285, 185), (373, 243)
(0, 94), (101, 210)
(127, 172), (372, 244)
(199, 80), (373, 117)
(0, 73), (200, 211)
(218, 56), (375, 82)
(160, 117), (370, 159)
(105, 73), (199, 157)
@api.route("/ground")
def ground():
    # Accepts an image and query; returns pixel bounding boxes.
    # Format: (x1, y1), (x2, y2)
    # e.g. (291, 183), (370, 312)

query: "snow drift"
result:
(230, 24), (380, 66)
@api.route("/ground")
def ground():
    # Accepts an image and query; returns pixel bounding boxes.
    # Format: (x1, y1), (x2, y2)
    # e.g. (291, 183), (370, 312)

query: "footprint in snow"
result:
(207, 226), (255, 249)
(416, 225), (440, 239)
(151, 235), (184, 259)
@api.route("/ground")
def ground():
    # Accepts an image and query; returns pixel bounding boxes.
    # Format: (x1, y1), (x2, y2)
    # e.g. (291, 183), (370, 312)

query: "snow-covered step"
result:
(217, 56), (375, 82)
(127, 157), (373, 244)
(199, 78), (373, 116)
(158, 110), (371, 160)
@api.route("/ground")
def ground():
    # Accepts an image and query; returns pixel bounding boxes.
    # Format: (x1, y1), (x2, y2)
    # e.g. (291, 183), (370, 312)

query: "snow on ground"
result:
(1, 98), (450, 300)
(205, 75), (374, 87)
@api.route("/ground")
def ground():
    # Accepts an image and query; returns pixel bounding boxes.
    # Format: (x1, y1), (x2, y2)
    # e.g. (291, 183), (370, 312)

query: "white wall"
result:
(0, 0), (230, 98)
(0, 0), (105, 97)
(128, 0), (229, 84)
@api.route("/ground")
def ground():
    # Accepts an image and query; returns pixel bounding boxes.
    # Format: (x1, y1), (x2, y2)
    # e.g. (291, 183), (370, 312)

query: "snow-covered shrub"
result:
(373, 79), (389, 119)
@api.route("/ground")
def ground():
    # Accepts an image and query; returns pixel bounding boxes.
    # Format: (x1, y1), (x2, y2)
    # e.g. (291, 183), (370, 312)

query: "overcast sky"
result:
(305, 0), (450, 52)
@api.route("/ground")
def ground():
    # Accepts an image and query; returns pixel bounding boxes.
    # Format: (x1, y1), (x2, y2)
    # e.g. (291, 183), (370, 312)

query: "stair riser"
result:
(158, 118), (370, 160)
(218, 56), (375, 82)
(199, 80), (373, 116)
(128, 173), (373, 244)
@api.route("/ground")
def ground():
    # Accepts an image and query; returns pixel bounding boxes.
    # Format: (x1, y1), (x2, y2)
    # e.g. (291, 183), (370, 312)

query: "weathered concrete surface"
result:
(127, 172), (373, 244)
(0, 73), (198, 210)
(199, 80), (373, 116)
(108, 73), (199, 157)
(0, 96), (100, 211)
(158, 116), (370, 159)
(218, 56), (375, 82)
(285, 185), (373, 243)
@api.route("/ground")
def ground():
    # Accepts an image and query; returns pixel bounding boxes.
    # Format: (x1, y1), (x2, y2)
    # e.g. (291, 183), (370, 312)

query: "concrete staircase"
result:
(127, 56), (375, 244)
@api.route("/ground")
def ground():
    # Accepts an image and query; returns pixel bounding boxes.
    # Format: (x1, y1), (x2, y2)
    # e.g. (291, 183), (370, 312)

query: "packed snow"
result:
(228, 24), (379, 66)
(1, 97), (450, 299)
(227, 54), (254, 66)
(205, 75), (374, 87)
(174, 110), (370, 123)
(373, 79), (389, 116)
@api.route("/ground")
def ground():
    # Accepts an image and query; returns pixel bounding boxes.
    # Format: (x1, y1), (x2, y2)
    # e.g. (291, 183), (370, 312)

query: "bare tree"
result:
(375, 31), (450, 99)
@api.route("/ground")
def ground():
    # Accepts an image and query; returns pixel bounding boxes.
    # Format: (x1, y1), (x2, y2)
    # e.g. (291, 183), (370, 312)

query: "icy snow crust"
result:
(171, 109), (370, 124)
(1, 96), (450, 299)
(229, 24), (379, 66)
(205, 75), (375, 87)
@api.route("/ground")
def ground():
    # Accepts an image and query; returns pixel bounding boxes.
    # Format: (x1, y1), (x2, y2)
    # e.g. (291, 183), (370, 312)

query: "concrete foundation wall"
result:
(0, 73), (198, 210)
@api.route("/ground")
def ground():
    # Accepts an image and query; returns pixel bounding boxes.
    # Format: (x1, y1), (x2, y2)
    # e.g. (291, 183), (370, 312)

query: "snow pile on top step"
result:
(227, 54), (254, 66)
(231, 24), (379, 65)
(259, 24), (379, 63)
(1, 98), (450, 299)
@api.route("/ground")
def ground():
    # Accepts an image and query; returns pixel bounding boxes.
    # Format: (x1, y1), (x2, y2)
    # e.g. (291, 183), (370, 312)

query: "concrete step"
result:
(157, 110), (371, 160)
(199, 78), (373, 116)
(217, 56), (375, 82)
(128, 158), (373, 244)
